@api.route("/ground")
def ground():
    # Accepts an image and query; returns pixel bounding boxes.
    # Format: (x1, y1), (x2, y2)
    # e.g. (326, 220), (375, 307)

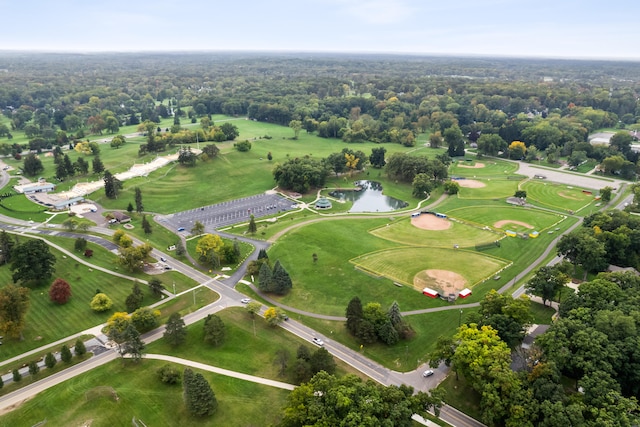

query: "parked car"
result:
(423, 369), (434, 377)
(240, 298), (251, 304)
(312, 337), (324, 346)
(160, 257), (166, 262)
(177, 227), (185, 232)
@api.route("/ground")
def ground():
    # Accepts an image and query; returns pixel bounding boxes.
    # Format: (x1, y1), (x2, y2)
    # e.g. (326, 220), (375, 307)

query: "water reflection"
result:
(329, 180), (408, 213)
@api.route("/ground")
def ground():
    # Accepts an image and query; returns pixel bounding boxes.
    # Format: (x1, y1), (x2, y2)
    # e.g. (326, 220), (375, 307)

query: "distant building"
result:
(112, 211), (131, 223)
(14, 178), (55, 194)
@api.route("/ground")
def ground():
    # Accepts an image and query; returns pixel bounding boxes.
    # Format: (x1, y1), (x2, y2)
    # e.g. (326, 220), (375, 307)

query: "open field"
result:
(450, 158), (519, 177)
(0, 359), (289, 427)
(147, 307), (362, 383)
(456, 178), (522, 200)
(521, 180), (597, 211)
(446, 205), (565, 232)
(371, 216), (499, 248)
(351, 247), (509, 292)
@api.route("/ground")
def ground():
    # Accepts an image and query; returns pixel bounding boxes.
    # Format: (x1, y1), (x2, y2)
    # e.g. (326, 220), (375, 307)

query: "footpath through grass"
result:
(0, 359), (290, 427)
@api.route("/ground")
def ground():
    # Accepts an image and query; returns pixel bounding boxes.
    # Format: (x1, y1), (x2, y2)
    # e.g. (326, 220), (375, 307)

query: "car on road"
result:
(160, 257), (166, 262)
(177, 227), (185, 232)
(423, 369), (434, 377)
(240, 298), (251, 304)
(282, 314), (289, 321)
(312, 337), (324, 346)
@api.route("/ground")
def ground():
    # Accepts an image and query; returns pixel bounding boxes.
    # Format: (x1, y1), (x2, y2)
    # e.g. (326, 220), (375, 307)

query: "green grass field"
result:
(351, 247), (509, 290)
(446, 205), (565, 232)
(0, 359), (290, 427)
(456, 178), (522, 200)
(450, 158), (519, 177)
(521, 180), (596, 212)
(370, 216), (498, 248)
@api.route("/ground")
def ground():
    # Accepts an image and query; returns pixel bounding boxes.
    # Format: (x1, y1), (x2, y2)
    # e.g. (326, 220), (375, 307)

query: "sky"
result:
(1, 0), (639, 60)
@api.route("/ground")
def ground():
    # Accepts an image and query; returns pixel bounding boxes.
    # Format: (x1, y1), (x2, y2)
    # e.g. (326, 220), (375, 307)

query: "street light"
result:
(172, 282), (176, 295)
(458, 309), (463, 327)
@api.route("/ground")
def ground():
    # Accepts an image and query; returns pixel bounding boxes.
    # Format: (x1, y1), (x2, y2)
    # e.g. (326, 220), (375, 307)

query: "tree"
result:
(477, 133), (507, 156)
(60, 344), (72, 363)
(202, 144), (220, 159)
(103, 170), (122, 198)
(74, 338), (86, 356)
(28, 360), (40, 377)
(220, 122), (239, 140)
(557, 229), (608, 279)
(92, 156), (104, 175)
(443, 180), (460, 195)
(600, 186), (613, 203)
(178, 146), (197, 166)
(164, 312), (187, 347)
(195, 234), (223, 264)
(117, 243), (153, 272)
(55, 160), (68, 181)
(90, 293), (113, 312)
(444, 125), (465, 157)
(274, 348), (290, 377)
(247, 215), (257, 234)
(131, 307), (160, 333)
(345, 296), (363, 335)
(309, 347), (337, 375)
(289, 119), (302, 139)
(245, 301), (261, 317)
(429, 132), (443, 149)
(273, 157), (329, 193)
(264, 306), (286, 326)
(0, 284), (30, 339)
(49, 278), (72, 304)
(11, 239), (56, 285)
(141, 215), (152, 234)
(44, 352), (56, 369)
(258, 262), (272, 292)
(110, 134), (126, 149)
(369, 147), (386, 168)
(508, 140), (526, 159)
(271, 260), (292, 295)
(22, 153), (44, 176)
(203, 314), (225, 346)
(134, 187), (143, 213)
(191, 221), (205, 236)
(280, 371), (428, 427)
(12, 369), (21, 382)
(126, 282), (144, 313)
(149, 278), (164, 297)
(74, 237), (87, 253)
(0, 230), (15, 265)
(127, 202), (134, 213)
(157, 364), (181, 384)
(526, 265), (568, 306)
(412, 173), (433, 198)
(183, 368), (218, 417)
(121, 324), (145, 361)
(233, 140), (251, 152)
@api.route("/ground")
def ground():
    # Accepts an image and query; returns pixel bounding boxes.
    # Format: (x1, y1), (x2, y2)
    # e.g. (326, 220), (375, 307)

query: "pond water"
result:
(329, 180), (408, 213)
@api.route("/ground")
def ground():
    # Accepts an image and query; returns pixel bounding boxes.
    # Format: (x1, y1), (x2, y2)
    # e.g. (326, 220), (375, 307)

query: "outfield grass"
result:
(446, 205), (565, 232)
(450, 158), (518, 177)
(351, 247), (509, 290)
(521, 180), (597, 212)
(371, 216), (498, 248)
(456, 178), (521, 200)
(0, 359), (290, 427)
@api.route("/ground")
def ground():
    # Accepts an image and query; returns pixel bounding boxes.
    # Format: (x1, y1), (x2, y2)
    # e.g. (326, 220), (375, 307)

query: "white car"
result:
(423, 369), (434, 377)
(240, 298), (251, 304)
(312, 337), (324, 346)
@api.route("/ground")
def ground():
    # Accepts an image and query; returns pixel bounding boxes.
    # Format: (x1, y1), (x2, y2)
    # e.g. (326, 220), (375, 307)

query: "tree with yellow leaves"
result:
(508, 141), (526, 159)
(345, 153), (359, 176)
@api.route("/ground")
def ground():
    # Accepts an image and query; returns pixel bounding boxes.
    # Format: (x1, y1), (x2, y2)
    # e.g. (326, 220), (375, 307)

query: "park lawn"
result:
(185, 234), (255, 274)
(0, 192), (52, 222)
(0, 243), (159, 360)
(351, 247), (509, 290)
(109, 213), (187, 259)
(155, 287), (220, 323)
(576, 159), (598, 173)
(370, 216), (498, 248)
(450, 158), (518, 177)
(37, 234), (198, 293)
(528, 301), (556, 324)
(521, 180), (597, 212)
(0, 359), (289, 427)
(292, 307), (478, 372)
(438, 374), (483, 422)
(147, 307), (360, 382)
(456, 178), (521, 200)
(446, 205), (565, 232)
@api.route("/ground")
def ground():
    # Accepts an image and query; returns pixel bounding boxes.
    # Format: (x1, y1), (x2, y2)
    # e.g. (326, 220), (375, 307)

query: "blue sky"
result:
(2, 0), (638, 60)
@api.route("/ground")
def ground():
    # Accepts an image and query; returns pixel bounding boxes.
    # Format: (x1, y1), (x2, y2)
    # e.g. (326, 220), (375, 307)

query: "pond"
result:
(329, 180), (408, 213)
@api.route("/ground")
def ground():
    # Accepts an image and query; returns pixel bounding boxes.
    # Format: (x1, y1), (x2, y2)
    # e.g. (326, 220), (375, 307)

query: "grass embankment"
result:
(0, 359), (289, 426)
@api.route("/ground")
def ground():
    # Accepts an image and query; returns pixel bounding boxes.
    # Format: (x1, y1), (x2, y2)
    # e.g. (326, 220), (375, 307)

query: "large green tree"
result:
(164, 312), (187, 347)
(11, 239), (56, 285)
(203, 314), (225, 346)
(103, 170), (122, 198)
(0, 284), (30, 340)
(183, 368), (218, 417)
(22, 153), (44, 177)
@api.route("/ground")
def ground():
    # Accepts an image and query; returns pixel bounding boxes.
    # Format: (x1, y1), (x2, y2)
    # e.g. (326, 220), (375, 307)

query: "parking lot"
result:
(162, 193), (297, 232)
